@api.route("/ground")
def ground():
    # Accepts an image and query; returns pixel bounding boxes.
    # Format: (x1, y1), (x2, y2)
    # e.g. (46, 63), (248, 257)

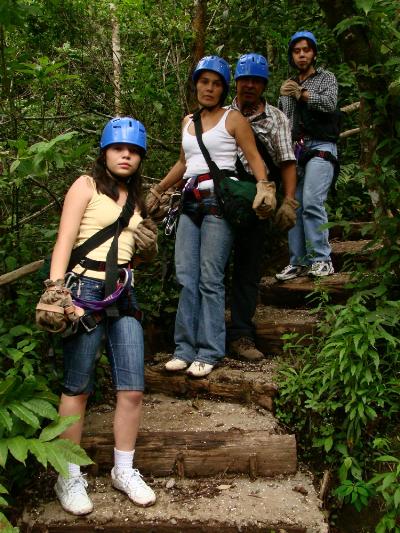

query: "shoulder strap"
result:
(67, 189), (135, 271)
(192, 110), (225, 189)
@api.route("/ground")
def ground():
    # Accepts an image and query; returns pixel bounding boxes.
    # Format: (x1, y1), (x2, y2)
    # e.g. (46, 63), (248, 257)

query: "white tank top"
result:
(182, 109), (237, 186)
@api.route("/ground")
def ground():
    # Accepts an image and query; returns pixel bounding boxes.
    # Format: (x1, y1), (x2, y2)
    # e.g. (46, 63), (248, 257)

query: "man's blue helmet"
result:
(100, 116), (147, 154)
(192, 55), (231, 90)
(288, 31), (317, 66)
(234, 53), (269, 81)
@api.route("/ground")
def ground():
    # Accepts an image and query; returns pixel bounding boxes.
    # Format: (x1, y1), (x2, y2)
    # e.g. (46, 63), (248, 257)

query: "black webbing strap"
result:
(67, 190), (135, 271)
(192, 109), (225, 207)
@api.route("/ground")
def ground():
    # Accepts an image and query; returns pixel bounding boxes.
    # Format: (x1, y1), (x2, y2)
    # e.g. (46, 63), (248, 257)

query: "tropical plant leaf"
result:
(7, 436), (28, 464)
(22, 399), (58, 420)
(8, 402), (40, 429)
(28, 440), (48, 469)
(39, 415), (79, 442)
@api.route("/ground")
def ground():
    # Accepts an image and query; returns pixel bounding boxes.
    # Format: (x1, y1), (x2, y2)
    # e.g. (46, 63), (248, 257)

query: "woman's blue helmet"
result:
(192, 55), (231, 91)
(100, 116), (147, 154)
(234, 53), (269, 81)
(288, 31), (317, 66)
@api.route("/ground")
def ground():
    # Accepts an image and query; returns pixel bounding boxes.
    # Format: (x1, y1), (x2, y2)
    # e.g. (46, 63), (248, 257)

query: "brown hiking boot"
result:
(230, 337), (264, 361)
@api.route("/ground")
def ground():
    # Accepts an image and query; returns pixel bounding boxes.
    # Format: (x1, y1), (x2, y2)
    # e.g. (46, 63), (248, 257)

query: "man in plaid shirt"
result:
(228, 53), (298, 361)
(276, 30), (338, 280)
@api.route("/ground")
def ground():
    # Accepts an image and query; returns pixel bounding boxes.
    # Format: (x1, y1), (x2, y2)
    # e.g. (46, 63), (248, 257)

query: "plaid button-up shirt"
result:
(278, 67), (338, 139)
(230, 97), (295, 175)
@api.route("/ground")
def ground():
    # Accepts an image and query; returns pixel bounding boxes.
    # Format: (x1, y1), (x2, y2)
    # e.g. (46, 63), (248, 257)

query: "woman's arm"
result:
(49, 175), (93, 280)
(227, 111), (268, 182)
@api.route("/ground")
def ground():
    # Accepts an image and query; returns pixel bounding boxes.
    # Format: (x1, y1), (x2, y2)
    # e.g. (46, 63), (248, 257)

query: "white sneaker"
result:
(165, 358), (188, 371)
(186, 361), (214, 378)
(54, 475), (93, 515)
(308, 261), (334, 277)
(111, 467), (156, 507)
(275, 264), (308, 281)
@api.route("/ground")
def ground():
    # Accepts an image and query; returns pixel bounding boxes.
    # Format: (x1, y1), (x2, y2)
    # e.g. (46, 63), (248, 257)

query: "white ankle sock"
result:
(114, 448), (134, 471)
(67, 462), (81, 478)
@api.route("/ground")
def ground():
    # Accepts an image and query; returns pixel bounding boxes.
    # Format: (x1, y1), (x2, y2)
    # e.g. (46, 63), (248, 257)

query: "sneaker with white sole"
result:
(275, 264), (308, 281)
(111, 467), (156, 507)
(54, 474), (93, 516)
(308, 261), (334, 277)
(186, 361), (214, 377)
(165, 358), (188, 371)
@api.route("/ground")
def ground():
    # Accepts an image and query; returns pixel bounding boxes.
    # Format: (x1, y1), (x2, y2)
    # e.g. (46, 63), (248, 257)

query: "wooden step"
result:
(238, 305), (318, 354)
(82, 394), (296, 478)
(21, 473), (327, 533)
(144, 358), (278, 411)
(259, 272), (353, 308)
(331, 239), (379, 270)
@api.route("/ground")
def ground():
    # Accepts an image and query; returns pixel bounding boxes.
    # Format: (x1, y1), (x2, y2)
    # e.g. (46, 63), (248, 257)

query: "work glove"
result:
(274, 197), (300, 231)
(252, 181), (277, 220)
(145, 184), (176, 224)
(36, 279), (80, 333)
(133, 218), (158, 261)
(280, 79), (303, 100)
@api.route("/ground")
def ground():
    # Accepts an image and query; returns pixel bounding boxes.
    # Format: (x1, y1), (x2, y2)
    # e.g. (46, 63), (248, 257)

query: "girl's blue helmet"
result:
(288, 31), (317, 66)
(192, 55), (231, 90)
(234, 53), (269, 81)
(100, 117), (147, 154)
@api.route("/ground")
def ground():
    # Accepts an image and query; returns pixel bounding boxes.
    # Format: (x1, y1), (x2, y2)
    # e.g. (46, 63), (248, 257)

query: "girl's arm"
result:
(227, 111), (269, 182)
(49, 175), (93, 281)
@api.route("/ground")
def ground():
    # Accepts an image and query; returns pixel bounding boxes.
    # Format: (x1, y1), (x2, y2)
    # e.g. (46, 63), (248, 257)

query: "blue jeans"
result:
(174, 208), (233, 364)
(62, 276), (144, 395)
(289, 140), (337, 265)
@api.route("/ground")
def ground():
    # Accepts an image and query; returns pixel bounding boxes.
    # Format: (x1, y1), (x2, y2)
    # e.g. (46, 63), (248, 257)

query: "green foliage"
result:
(0, 374), (92, 514)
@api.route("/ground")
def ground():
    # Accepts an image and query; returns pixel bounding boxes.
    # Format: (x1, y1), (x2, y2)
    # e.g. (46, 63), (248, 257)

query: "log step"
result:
(21, 473), (327, 533)
(331, 239), (379, 271)
(144, 358), (278, 410)
(259, 272), (353, 308)
(82, 394), (296, 478)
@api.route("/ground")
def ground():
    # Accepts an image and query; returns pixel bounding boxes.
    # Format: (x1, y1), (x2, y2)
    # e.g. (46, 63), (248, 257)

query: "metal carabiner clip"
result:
(163, 191), (182, 236)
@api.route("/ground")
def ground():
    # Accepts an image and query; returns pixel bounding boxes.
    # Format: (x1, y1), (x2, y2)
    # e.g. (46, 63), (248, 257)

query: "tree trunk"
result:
(110, 3), (122, 116)
(185, 0), (207, 113)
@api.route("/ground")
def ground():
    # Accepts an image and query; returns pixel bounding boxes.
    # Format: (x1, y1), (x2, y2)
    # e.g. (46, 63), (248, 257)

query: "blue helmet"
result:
(192, 55), (231, 90)
(288, 31), (317, 66)
(234, 53), (269, 81)
(100, 116), (147, 154)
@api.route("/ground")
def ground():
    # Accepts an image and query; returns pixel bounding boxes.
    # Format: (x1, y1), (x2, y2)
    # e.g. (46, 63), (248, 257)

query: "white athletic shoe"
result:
(308, 261), (334, 277)
(54, 475), (93, 516)
(186, 361), (214, 378)
(275, 264), (308, 281)
(111, 467), (156, 507)
(165, 358), (188, 371)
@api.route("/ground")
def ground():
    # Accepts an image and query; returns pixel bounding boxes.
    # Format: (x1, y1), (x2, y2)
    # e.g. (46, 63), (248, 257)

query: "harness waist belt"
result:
(77, 257), (131, 272)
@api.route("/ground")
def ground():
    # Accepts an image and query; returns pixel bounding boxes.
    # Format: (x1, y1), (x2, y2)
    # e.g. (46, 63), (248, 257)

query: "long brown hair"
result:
(92, 151), (147, 217)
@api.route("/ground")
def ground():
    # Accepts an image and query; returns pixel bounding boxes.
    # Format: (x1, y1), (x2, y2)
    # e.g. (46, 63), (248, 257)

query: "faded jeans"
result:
(289, 140), (337, 265)
(174, 209), (233, 365)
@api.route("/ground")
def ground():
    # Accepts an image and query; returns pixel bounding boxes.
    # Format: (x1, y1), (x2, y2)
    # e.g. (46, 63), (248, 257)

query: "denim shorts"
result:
(62, 276), (144, 395)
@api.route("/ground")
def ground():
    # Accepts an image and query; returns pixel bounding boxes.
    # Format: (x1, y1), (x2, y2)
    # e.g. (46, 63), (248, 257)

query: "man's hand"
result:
(252, 181), (277, 220)
(133, 218), (158, 261)
(280, 79), (302, 100)
(274, 197), (299, 231)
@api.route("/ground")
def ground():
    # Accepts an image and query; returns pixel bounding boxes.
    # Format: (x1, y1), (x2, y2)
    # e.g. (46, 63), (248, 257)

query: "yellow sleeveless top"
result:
(72, 176), (143, 280)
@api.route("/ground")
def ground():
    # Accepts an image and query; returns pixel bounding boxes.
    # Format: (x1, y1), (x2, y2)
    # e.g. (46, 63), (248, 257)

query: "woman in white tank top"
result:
(147, 56), (277, 377)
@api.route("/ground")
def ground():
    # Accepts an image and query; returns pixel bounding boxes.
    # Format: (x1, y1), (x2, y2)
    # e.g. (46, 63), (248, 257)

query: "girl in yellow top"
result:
(49, 117), (156, 515)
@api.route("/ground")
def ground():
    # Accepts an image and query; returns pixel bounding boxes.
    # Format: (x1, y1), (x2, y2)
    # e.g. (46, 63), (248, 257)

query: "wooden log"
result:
(81, 430), (297, 478)
(0, 259), (44, 286)
(144, 364), (278, 410)
(259, 273), (353, 308)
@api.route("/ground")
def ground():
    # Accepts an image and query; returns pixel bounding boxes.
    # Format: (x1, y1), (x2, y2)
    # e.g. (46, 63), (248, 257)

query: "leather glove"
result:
(252, 181), (277, 220)
(146, 184), (176, 224)
(36, 279), (80, 333)
(274, 197), (300, 231)
(280, 79), (302, 100)
(133, 218), (158, 261)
